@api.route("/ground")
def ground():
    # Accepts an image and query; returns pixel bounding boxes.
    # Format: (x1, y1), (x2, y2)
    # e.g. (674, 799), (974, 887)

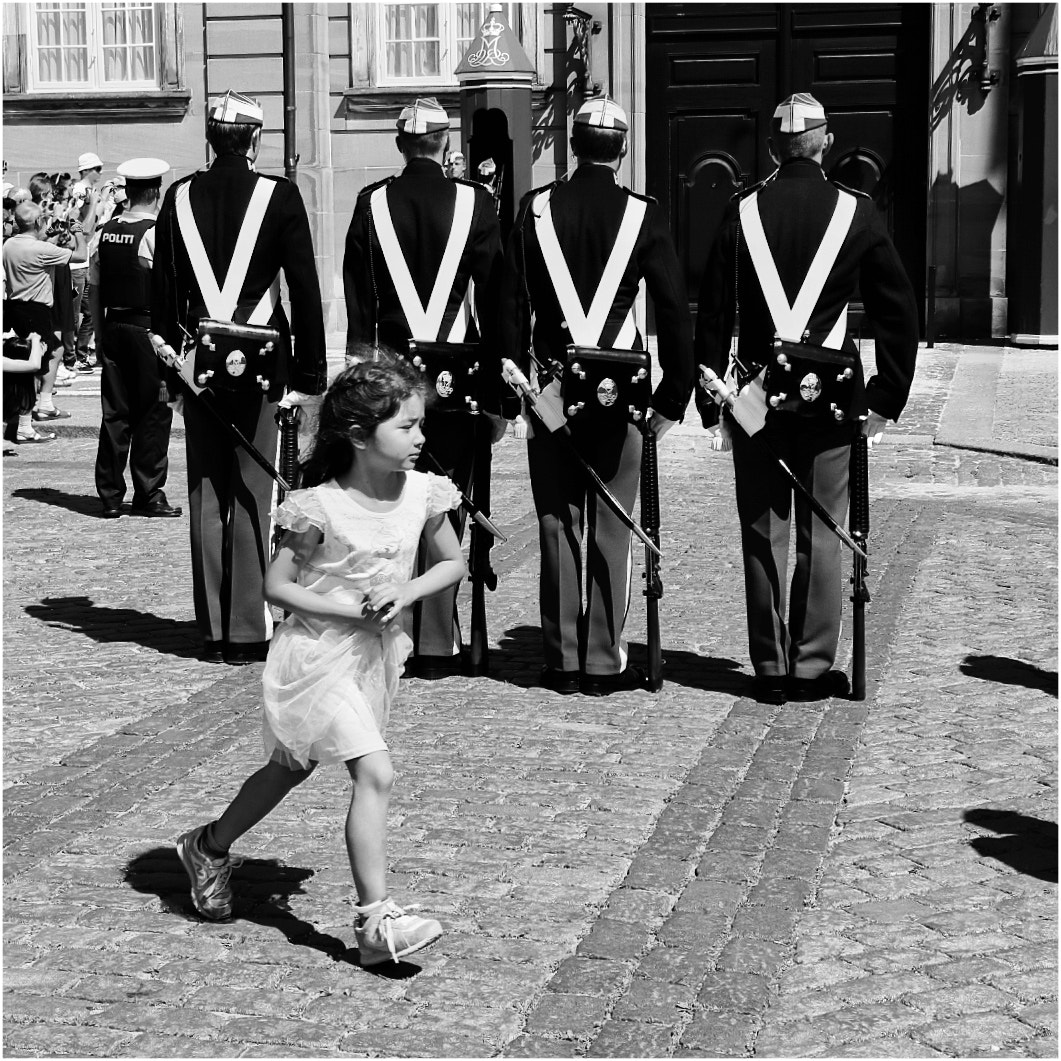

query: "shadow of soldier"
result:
(26, 595), (203, 660)
(963, 810), (1058, 884)
(12, 486), (127, 519)
(123, 847), (423, 978)
(959, 654), (1059, 697)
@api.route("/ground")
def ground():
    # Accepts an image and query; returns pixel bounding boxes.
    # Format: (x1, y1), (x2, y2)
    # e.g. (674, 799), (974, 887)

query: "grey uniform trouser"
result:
(731, 416), (855, 680)
(184, 391), (278, 645)
(528, 419), (641, 676)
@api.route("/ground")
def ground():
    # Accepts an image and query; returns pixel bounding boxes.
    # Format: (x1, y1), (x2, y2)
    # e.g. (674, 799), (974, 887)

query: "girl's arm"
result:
(363, 513), (467, 624)
(264, 528), (385, 631)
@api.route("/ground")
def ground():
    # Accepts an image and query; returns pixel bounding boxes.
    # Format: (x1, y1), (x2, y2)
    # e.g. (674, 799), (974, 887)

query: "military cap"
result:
(396, 97), (450, 135)
(208, 90), (264, 126)
(772, 92), (828, 134)
(116, 157), (170, 182)
(573, 97), (629, 132)
(77, 151), (103, 172)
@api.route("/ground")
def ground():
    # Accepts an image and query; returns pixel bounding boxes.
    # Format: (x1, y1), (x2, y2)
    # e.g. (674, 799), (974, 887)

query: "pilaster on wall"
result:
(927, 2), (1011, 340)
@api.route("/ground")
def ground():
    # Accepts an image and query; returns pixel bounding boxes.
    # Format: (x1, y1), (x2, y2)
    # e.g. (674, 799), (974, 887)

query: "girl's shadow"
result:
(123, 847), (423, 978)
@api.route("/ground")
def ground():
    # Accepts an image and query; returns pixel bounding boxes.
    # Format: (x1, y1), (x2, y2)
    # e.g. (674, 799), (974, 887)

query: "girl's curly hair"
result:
(299, 354), (424, 488)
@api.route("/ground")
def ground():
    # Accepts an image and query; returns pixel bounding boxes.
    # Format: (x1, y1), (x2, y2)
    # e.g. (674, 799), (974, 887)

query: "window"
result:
(29, 2), (158, 92)
(375, 2), (514, 87)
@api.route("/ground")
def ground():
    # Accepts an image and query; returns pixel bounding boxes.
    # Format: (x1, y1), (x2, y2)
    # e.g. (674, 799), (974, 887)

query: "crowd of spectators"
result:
(2, 153), (127, 450)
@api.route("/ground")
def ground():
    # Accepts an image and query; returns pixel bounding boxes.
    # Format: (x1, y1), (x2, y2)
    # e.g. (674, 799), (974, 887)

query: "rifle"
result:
(849, 430), (870, 700)
(639, 420), (664, 691)
(502, 358), (662, 560)
(418, 442), (507, 675)
(698, 364), (867, 563)
(273, 404), (301, 553)
(468, 413), (499, 675)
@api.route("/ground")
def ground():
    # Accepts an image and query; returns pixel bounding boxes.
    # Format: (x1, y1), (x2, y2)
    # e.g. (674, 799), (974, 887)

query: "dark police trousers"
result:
(731, 416), (854, 680)
(528, 417), (642, 676)
(95, 317), (173, 509)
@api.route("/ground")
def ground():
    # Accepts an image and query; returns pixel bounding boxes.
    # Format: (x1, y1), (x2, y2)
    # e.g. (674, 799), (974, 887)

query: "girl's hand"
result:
(362, 581), (415, 627)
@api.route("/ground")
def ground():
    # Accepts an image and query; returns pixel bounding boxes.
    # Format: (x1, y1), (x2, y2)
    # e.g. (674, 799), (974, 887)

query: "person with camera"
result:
(694, 93), (918, 705)
(498, 97), (694, 696)
(2, 201), (87, 442)
(152, 90), (327, 665)
(89, 157), (180, 520)
(61, 152), (106, 375)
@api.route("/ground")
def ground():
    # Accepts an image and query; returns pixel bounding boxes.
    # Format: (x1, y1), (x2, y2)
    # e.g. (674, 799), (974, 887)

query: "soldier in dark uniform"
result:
(152, 91), (328, 665)
(498, 97), (695, 696)
(343, 97), (507, 679)
(90, 157), (180, 520)
(695, 92), (918, 704)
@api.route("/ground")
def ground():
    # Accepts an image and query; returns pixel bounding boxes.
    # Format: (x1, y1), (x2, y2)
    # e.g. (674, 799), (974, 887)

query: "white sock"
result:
(353, 896), (390, 916)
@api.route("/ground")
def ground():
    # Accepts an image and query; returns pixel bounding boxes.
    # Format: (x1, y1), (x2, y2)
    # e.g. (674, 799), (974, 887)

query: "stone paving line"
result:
(3, 347), (1058, 1057)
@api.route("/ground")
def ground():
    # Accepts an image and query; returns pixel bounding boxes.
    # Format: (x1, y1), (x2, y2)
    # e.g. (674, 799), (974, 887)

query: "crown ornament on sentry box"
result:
(455, 4), (535, 81)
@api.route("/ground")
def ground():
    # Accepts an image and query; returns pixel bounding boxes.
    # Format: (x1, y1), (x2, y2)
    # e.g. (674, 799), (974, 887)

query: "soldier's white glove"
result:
(706, 422), (732, 452)
(647, 409), (675, 440)
(280, 390), (323, 453)
(862, 411), (889, 448)
(168, 394), (185, 417)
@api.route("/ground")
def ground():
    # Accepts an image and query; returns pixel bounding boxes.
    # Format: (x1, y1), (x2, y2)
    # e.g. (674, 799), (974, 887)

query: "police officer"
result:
(695, 92), (918, 705)
(89, 157), (180, 520)
(152, 90), (327, 664)
(498, 97), (694, 696)
(343, 97), (506, 678)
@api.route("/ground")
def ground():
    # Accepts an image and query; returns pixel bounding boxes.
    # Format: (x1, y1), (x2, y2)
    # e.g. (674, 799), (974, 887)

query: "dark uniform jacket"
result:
(499, 163), (694, 424)
(343, 156), (506, 411)
(151, 153), (328, 399)
(695, 156), (918, 429)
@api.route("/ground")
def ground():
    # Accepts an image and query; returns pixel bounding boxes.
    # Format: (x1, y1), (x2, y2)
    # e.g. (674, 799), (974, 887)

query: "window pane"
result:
(413, 5), (438, 39)
(64, 46), (88, 82)
(131, 8), (153, 45)
(131, 44), (154, 80)
(415, 40), (439, 77)
(38, 47), (63, 81)
(37, 10), (61, 47)
(104, 46), (129, 81)
(62, 7), (87, 46)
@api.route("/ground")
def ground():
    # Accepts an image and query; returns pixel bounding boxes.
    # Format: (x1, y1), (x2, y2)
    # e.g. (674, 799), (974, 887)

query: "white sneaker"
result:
(56, 364), (78, 382)
(176, 824), (242, 920)
(354, 898), (442, 965)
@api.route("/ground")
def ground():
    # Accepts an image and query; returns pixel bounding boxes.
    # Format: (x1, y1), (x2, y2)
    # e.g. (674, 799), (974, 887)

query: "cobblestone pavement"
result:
(4, 345), (1057, 1057)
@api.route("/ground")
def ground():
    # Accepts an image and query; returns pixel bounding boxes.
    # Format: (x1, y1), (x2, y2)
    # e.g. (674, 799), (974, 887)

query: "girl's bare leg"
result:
(344, 751), (394, 905)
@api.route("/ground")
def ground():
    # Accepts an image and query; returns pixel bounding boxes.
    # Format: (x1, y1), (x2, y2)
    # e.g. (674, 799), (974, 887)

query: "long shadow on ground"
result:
(26, 596), (204, 660)
(960, 654), (1058, 697)
(124, 848), (423, 978)
(12, 487), (122, 519)
(491, 623), (746, 694)
(963, 810), (1058, 883)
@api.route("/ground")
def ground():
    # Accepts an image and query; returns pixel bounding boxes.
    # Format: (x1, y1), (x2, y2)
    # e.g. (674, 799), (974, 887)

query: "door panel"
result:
(646, 3), (929, 328)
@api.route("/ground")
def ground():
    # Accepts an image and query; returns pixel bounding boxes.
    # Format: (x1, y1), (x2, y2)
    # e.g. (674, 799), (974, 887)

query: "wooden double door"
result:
(646, 3), (930, 328)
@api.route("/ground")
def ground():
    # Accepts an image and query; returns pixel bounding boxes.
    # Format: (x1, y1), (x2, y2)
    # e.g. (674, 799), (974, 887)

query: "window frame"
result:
(27, 1), (161, 94)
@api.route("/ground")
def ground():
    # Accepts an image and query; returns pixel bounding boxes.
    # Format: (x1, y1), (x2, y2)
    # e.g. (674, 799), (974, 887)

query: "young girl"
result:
(177, 358), (465, 966)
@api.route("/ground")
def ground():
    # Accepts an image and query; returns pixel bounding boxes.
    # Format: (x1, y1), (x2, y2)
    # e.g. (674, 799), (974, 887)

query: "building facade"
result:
(3, 2), (1056, 346)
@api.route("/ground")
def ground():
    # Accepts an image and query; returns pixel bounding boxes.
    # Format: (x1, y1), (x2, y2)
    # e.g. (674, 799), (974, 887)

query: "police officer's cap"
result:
(116, 157), (171, 182)
(397, 97), (450, 135)
(209, 90), (264, 127)
(573, 97), (629, 132)
(773, 92), (828, 134)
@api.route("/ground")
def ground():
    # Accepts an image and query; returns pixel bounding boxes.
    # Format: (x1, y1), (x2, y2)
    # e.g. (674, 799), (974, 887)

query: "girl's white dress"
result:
(261, 471), (460, 769)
